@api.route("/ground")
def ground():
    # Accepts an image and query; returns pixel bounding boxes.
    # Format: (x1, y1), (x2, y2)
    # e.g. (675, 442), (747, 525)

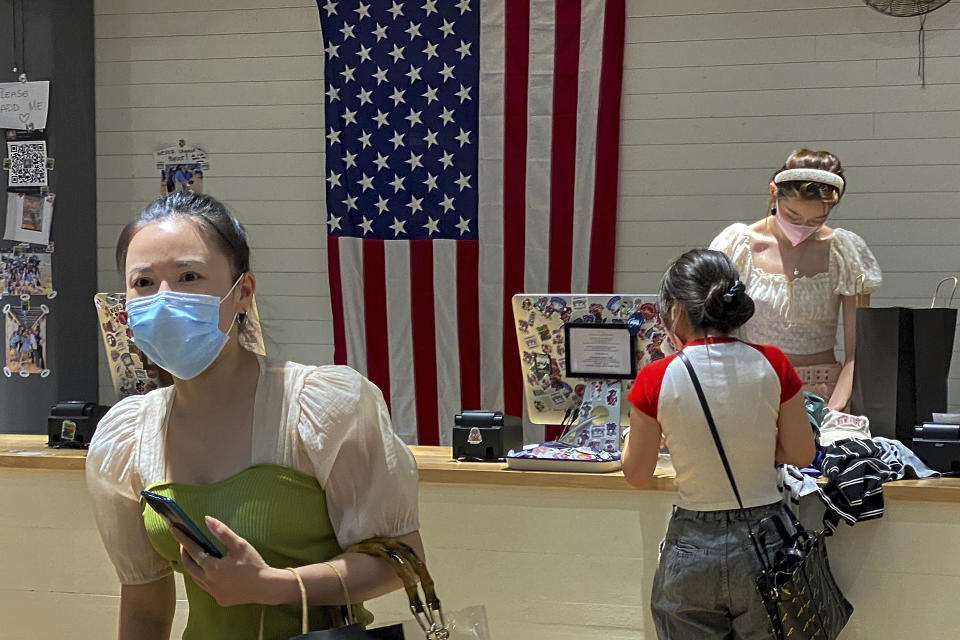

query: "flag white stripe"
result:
(433, 239), (462, 445)
(385, 241), (417, 443)
(478, 0), (505, 412)
(338, 237), (367, 377)
(523, 0), (556, 294)
(571, 0), (605, 293)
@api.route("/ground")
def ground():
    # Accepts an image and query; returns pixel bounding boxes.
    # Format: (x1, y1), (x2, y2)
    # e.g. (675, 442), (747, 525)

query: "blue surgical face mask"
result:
(126, 276), (243, 380)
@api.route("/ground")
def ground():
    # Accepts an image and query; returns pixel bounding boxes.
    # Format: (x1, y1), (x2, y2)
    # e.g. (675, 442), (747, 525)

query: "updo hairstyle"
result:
(658, 249), (755, 335)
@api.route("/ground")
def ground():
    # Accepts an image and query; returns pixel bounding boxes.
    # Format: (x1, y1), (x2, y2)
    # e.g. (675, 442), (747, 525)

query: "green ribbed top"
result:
(142, 464), (372, 640)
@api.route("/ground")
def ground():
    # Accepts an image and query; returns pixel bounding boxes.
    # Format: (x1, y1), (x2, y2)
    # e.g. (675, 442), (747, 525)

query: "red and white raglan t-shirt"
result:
(627, 337), (803, 511)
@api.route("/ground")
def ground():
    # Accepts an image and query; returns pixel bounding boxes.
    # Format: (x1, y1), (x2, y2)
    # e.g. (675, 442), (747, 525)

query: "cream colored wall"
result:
(94, 0), (960, 409)
(94, 0), (330, 403)
(616, 1), (960, 409)
(5, 465), (960, 639)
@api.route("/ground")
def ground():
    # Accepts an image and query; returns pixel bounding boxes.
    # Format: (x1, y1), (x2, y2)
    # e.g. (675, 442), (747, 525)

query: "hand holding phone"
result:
(141, 490), (223, 559)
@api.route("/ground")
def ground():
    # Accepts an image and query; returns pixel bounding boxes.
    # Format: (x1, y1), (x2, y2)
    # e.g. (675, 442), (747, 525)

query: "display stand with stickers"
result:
(505, 293), (672, 471)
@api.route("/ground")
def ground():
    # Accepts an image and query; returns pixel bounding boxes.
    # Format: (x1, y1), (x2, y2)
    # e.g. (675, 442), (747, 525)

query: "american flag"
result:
(319, 0), (625, 445)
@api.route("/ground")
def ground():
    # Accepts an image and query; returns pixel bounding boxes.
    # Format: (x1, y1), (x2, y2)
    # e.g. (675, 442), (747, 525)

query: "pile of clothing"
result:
(778, 393), (940, 529)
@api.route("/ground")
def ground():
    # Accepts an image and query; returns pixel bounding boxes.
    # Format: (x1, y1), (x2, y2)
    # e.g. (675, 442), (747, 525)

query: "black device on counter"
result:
(912, 423), (960, 473)
(47, 401), (109, 448)
(452, 411), (522, 461)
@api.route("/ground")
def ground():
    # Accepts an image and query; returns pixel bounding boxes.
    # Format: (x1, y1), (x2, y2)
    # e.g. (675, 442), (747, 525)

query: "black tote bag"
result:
(849, 278), (958, 443)
(676, 350), (852, 640)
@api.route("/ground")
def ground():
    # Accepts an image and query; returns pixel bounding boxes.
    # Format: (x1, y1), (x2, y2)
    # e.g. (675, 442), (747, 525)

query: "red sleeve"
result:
(750, 344), (803, 404)
(626, 354), (674, 419)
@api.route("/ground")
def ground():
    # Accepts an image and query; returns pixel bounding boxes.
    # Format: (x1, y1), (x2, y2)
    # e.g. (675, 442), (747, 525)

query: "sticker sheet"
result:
(511, 294), (671, 427)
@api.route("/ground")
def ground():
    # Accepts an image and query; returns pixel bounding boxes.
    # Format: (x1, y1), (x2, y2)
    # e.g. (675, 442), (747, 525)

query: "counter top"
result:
(3, 434), (960, 501)
(0, 434), (86, 471)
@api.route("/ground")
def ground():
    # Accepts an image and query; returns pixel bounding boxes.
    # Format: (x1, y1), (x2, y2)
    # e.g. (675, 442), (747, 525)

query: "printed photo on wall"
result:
(3, 306), (48, 377)
(160, 164), (204, 195)
(154, 142), (209, 196)
(0, 251), (53, 296)
(4, 192), (55, 244)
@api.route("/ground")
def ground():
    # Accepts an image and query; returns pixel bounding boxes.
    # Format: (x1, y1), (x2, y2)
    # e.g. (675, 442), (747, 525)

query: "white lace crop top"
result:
(709, 223), (882, 355)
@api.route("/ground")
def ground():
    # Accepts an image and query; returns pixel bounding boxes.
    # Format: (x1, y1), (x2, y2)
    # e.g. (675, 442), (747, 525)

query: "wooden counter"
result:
(4, 434), (960, 501)
(4, 434), (960, 639)
(0, 434), (86, 470)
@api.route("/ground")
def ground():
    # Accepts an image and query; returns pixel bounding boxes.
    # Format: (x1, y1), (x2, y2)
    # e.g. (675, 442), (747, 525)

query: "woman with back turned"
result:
(621, 248), (815, 639)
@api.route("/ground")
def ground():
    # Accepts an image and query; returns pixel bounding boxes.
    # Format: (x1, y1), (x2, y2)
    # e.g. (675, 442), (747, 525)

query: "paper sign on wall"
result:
(155, 141), (209, 195)
(0, 81), (49, 131)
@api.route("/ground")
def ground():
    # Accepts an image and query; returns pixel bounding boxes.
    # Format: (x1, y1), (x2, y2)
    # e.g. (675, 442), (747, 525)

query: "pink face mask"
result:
(774, 212), (820, 246)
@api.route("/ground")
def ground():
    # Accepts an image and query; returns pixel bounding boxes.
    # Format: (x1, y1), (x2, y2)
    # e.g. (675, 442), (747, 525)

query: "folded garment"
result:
(818, 409), (871, 447)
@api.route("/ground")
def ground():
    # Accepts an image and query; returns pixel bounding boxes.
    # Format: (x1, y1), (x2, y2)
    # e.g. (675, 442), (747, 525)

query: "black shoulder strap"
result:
(676, 349), (745, 511)
(676, 348), (773, 573)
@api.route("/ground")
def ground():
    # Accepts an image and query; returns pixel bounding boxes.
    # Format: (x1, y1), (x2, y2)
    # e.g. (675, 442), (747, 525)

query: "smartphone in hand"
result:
(140, 490), (223, 559)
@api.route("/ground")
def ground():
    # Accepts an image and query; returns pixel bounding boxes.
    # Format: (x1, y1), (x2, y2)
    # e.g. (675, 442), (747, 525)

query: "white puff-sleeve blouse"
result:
(85, 358), (421, 585)
(709, 223), (882, 354)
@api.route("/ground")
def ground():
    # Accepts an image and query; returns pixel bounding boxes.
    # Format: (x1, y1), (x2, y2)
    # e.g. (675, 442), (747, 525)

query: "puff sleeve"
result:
(85, 396), (172, 585)
(297, 366), (420, 549)
(830, 228), (882, 296)
(709, 223), (752, 280)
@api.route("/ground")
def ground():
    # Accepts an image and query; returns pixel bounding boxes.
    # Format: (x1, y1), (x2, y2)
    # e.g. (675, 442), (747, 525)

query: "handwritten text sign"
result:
(0, 81), (50, 131)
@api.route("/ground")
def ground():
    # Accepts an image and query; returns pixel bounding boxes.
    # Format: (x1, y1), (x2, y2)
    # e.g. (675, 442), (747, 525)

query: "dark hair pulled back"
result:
(768, 148), (845, 214)
(115, 192), (250, 281)
(658, 249), (754, 334)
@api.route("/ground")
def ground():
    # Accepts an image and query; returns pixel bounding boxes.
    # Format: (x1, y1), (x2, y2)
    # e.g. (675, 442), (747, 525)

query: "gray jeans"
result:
(651, 502), (784, 640)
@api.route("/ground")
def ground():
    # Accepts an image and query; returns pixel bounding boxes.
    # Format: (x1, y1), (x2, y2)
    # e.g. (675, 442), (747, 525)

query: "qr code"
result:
(7, 141), (48, 188)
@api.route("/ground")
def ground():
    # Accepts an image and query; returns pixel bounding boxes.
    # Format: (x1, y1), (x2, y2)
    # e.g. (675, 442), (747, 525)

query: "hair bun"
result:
(697, 275), (754, 334)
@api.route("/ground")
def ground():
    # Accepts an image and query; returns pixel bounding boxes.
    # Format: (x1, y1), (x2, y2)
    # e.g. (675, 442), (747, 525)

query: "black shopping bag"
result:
(850, 305), (957, 444)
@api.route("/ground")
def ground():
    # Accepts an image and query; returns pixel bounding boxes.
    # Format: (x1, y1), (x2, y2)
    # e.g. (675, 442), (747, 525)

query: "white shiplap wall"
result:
(614, 0), (960, 410)
(96, 0), (960, 408)
(94, 0), (329, 402)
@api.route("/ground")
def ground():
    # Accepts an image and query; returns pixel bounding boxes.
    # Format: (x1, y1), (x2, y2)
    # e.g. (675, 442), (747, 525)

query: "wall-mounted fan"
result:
(863, 1), (952, 16)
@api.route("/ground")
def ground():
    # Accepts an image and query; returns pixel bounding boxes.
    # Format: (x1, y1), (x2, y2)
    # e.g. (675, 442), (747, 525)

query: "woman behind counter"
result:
(709, 149), (881, 411)
(86, 192), (423, 640)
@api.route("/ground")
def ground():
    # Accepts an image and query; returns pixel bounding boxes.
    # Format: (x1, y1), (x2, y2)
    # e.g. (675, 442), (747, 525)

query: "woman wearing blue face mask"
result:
(85, 192), (422, 640)
(709, 149), (882, 411)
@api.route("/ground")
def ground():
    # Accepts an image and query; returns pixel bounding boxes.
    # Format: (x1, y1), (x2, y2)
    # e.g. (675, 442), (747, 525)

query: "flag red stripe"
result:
(362, 239), (391, 411)
(501, 0), (530, 418)
(547, 0), (581, 294)
(410, 240), (440, 445)
(457, 239), (481, 410)
(588, 0), (625, 293)
(327, 235), (348, 366)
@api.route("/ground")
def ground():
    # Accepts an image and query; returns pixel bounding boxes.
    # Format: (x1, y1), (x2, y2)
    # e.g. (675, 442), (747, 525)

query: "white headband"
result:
(774, 168), (844, 193)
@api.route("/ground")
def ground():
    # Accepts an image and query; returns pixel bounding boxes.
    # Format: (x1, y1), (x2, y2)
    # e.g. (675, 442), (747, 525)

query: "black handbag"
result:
(676, 349), (853, 640)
